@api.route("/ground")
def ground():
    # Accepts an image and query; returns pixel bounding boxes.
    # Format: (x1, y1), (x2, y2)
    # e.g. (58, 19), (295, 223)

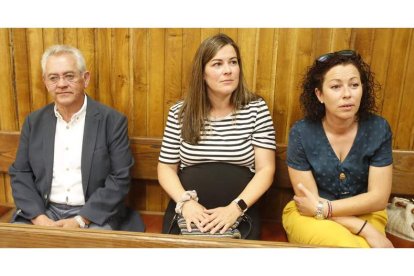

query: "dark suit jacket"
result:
(9, 95), (145, 232)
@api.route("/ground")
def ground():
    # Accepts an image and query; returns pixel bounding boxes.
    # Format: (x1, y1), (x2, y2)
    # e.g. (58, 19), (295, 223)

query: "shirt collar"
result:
(54, 94), (88, 122)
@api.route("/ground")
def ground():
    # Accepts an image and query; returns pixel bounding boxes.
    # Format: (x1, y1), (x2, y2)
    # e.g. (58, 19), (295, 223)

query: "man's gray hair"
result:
(41, 45), (86, 76)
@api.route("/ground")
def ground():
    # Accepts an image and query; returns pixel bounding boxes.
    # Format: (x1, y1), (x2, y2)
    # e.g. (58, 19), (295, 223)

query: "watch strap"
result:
(74, 215), (88, 228)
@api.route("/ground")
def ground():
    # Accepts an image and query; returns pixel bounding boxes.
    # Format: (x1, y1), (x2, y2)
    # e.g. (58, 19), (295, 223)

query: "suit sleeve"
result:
(9, 116), (47, 220)
(78, 114), (134, 225)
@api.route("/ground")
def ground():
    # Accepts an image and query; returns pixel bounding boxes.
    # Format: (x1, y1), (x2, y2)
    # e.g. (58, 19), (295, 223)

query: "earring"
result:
(320, 101), (324, 104)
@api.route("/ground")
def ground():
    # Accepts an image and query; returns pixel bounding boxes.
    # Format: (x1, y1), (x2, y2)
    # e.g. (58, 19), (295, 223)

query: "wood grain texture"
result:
(11, 29), (32, 129)
(164, 29), (183, 110)
(0, 29), (17, 131)
(0, 222), (309, 248)
(131, 29), (149, 136)
(77, 28), (96, 99)
(0, 28), (413, 149)
(26, 29), (47, 111)
(148, 29), (165, 136)
(380, 29), (411, 139)
(96, 29), (112, 106)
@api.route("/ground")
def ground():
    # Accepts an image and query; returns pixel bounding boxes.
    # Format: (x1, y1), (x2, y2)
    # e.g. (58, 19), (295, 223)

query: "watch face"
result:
(237, 199), (248, 211)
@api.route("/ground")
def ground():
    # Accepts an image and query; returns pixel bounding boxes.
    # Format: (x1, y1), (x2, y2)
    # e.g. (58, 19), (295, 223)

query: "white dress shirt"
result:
(49, 96), (87, 206)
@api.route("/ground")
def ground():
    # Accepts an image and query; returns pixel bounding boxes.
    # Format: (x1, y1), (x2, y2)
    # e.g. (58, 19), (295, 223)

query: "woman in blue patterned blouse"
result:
(282, 50), (393, 247)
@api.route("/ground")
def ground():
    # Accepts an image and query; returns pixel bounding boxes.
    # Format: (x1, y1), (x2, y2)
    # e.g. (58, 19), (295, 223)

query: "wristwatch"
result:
(233, 198), (248, 213)
(74, 215), (88, 228)
(314, 201), (325, 220)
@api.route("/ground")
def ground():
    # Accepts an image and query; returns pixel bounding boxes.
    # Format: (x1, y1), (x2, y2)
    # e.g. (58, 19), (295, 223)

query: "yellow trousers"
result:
(282, 200), (388, 248)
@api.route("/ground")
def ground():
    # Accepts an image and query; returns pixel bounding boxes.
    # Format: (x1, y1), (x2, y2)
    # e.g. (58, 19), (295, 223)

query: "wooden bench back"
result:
(1, 130), (414, 204)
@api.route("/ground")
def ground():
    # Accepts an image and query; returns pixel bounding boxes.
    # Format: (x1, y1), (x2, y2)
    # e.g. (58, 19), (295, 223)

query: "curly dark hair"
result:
(300, 50), (379, 121)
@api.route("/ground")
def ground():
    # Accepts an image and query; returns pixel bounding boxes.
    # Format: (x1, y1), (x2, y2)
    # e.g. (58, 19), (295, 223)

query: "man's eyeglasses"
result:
(316, 50), (356, 62)
(45, 73), (80, 85)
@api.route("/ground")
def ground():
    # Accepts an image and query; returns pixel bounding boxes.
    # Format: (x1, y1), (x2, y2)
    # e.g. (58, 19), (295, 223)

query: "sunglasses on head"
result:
(316, 50), (356, 62)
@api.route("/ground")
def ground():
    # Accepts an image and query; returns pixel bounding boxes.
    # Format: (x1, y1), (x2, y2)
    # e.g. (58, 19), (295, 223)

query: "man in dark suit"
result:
(9, 45), (144, 231)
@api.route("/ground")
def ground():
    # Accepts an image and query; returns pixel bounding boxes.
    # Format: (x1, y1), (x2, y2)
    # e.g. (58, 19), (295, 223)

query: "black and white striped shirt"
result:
(159, 98), (276, 172)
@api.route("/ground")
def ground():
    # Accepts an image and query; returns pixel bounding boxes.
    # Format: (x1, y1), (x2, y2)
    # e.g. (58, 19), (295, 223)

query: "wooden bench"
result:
(0, 222), (311, 248)
(1, 131), (414, 247)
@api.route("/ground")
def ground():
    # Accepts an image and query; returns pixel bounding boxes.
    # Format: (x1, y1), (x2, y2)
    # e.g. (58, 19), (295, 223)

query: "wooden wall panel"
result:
(181, 29), (201, 99)
(131, 29), (149, 136)
(11, 29), (31, 129)
(220, 28), (238, 41)
(273, 29), (299, 142)
(313, 29), (333, 56)
(148, 29), (165, 136)
(238, 28), (258, 90)
(112, 29), (131, 120)
(77, 28), (96, 100)
(351, 29), (375, 63)
(255, 28), (276, 112)
(164, 29), (183, 111)
(63, 28), (77, 47)
(96, 29), (112, 106)
(369, 28), (393, 113)
(1, 28), (413, 148)
(286, 29), (314, 132)
(200, 28), (220, 41)
(331, 28), (352, 50)
(1, 28), (414, 214)
(381, 29), (411, 138)
(395, 31), (414, 149)
(0, 29), (17, 131)
(26, 29), (47, 111)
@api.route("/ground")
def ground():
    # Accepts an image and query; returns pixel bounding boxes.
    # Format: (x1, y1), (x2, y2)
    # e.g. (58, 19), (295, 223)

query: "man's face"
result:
(43, 53), (90, 109)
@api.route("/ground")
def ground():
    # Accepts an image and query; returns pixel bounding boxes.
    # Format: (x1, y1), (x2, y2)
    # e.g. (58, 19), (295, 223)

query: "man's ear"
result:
(83, 71), (91, 88)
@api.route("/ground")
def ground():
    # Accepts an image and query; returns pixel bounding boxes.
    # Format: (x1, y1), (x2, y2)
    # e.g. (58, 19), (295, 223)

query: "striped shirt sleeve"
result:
(159, 103), (182, 164)
(252, 100), (276, 150)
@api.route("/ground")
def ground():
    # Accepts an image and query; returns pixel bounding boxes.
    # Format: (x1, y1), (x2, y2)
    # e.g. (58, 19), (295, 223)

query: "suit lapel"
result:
(43, 105), (56, 191)
(81, 96), (101, 194)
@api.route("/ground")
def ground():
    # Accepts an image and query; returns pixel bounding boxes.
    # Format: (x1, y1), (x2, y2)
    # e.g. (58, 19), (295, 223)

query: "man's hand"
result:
(55, 218), (83, 228)
(31, 214), (58, 227)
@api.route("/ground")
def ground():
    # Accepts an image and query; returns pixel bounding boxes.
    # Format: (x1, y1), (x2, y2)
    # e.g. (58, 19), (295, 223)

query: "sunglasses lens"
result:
(337, 50), (355, 56)
(317, 54), (331, 62)
(317, 50), (355, 62)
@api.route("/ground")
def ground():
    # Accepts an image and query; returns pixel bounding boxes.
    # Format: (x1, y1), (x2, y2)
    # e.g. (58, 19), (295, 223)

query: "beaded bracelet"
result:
(356, 220), (368, 235)
(326, 200), (332, 218)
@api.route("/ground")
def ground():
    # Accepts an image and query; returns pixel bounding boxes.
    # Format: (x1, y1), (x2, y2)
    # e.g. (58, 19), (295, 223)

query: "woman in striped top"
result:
(158, 34), (276, 239)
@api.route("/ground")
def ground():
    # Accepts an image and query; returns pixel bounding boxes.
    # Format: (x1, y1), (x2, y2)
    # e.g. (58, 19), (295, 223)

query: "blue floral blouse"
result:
(287, 114), (393, 200)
